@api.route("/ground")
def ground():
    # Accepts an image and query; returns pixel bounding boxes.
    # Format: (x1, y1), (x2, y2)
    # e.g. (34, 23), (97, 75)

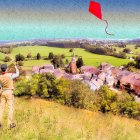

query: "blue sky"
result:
(0, 0), (139, 40)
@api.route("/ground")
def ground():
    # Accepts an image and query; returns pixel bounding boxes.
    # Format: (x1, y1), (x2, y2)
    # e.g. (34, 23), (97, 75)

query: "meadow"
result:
(0, 97), (140, 140)
(112, 45), (140, 57)
(0, 46), (131, 69)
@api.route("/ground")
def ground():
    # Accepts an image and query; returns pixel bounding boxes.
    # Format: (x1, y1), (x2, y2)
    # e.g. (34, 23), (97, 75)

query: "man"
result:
(0, 64), (19, 129)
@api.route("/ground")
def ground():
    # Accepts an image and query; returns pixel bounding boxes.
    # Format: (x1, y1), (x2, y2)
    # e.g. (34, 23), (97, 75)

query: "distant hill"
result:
(0, 38), (140, 48)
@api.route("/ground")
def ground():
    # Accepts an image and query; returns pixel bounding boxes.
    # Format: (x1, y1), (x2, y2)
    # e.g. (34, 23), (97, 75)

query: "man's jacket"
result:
(0, 67), (19, 90)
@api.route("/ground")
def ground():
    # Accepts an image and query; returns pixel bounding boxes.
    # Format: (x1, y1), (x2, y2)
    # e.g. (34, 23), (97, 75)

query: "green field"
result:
(0, 97), (140, 140)
(0, 46), (131, 69)
(112, 45), (140, 57)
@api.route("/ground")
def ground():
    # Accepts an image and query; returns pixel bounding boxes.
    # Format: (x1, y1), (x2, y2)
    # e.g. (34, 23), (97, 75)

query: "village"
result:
(31, 56), (140, 96)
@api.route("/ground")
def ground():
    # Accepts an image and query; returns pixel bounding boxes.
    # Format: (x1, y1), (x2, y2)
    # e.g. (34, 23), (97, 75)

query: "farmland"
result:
(0, 46), (131, 69)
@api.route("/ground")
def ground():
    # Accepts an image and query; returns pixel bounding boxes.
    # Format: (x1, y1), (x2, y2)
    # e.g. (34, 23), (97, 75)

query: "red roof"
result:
(81, 66), (99, 74)
(134, 79), (140, 87)
(121, 73), (140, 85)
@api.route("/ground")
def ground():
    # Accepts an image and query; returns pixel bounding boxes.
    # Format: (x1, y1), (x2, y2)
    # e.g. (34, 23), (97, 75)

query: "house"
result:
(81, 66), (99, 75)
(32, 66), (40, 74)
(62, 73), (74, 80)
(99, 62), (114, 72)
(42, 64), (54, 71)
(133, 80), (140, 95)
(98, 71), (115, 87)
(32, 64), (54, 74)
(53, 68), (64, 79)
(120, 73), (140, 92)
(39, 69), (54, 74)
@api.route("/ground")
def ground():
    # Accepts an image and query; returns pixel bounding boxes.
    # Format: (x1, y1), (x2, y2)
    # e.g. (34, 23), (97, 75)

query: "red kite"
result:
(89, 0), (114, 36)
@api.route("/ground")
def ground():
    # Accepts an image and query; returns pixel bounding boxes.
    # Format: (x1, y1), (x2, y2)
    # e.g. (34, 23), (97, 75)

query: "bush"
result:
(48, 52), (54, 59)
(123, 48), (131, 53)
(37, 53), (41, 60)
(15, 76), (140, 120)
(4, 56), (12, 62)
(17, 61), (24, 66)
(51, 55), (64, 68)
(27, 53), (32, 59)
(15, 54), (25, 61)
(61, 54), (65, 59)
(76, 57), (84, 68)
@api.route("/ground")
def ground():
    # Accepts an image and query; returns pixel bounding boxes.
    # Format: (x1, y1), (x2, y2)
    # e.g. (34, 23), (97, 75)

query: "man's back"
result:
(0, 73), (14, 90)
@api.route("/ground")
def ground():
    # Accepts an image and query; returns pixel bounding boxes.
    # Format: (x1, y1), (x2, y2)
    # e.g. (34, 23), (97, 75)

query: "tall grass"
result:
(0, 98), (140, 140)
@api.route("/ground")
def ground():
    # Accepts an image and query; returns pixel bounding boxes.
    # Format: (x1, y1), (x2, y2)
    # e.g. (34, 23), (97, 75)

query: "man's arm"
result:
(11, 66), (20, 79)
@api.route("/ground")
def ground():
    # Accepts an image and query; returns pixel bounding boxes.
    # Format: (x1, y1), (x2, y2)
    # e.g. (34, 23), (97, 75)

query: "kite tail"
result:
(102, 19), (114, 36)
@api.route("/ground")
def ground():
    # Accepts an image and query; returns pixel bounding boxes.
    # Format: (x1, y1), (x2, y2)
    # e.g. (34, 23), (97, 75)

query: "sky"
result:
(0, 0), (140, 40)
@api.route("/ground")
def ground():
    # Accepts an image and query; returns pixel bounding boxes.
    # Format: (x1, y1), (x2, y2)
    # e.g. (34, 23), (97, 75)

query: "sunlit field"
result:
(0, 98), (140, 140)
(0, 46), (131, 69)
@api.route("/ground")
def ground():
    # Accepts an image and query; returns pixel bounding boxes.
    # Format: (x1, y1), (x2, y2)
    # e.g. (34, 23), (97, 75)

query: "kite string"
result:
(102, 19), (114, 36)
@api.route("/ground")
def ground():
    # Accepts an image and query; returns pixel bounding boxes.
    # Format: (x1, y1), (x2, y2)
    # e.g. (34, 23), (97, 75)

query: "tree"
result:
(17, 61), (24, 66)
(15, 54), (25, 61)
(69, 49), (74, 53)
(135, 56), (140, 69)
(123, 48), (131, 53)
(27, 53), (32, 59)
(76, 57), (84, 68)
(37, 53), (41, 60)
(61, 54), (65, 59)
(51, 55), (64, 68)
(65, 59), (69, 64)
(4, 56), (11, 62)
(48, 52), (54, 59)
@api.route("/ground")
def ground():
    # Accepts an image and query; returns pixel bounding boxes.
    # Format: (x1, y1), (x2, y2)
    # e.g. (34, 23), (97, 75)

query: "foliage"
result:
(15, 75), (140, 120)
(76, 57), (84, 68)
(37, 53), (41, 60)
(65, 59), (69, 64)
(69, 49), (74, 52)
(0, 47), (13, 54)
(4, 56), (12, 62)
(48, 52), (54, 59)
(135, 56), (140, 69)
(61, 54), (65, 59)
(15, 54), (25, 61)
(113, 52), (127, 59)
(123, 48), (131, 53)
(51, 55), (64, 68)
(17, 61), (24, 66)
(27, 53), (32, 59)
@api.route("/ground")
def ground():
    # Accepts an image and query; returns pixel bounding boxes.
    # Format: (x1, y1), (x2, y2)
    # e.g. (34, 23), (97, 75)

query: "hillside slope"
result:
(0, 98), (140, 140)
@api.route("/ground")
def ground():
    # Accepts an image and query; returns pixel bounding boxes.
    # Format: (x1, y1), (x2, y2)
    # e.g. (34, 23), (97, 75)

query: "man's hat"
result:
(1, 64), (7, 69)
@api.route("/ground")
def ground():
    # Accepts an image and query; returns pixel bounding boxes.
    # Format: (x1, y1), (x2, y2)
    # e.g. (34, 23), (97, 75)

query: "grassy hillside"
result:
(0, 98), (140, 140)
(0, 46), (131, 68)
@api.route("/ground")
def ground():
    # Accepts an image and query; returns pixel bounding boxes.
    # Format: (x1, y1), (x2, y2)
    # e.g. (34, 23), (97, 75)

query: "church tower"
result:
(69, 53), (77, 74)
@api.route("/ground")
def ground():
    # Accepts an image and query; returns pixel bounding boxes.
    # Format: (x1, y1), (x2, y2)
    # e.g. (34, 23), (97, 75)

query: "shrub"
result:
(48, 52), (54, 59)
(123, 48), (131, 53)
(4, 56), (12, 62)
(51, 55), (64, 68)
(61, 54), (65, 59)
(135, 56), (140, 69)
(27, 53), (32, 59)
(15, 54), (25, 61)
(76, 57), (84, 68)
(15, 76), (140, 120)
(17, 61), (24, 66)
(37, 53), (41, 60)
